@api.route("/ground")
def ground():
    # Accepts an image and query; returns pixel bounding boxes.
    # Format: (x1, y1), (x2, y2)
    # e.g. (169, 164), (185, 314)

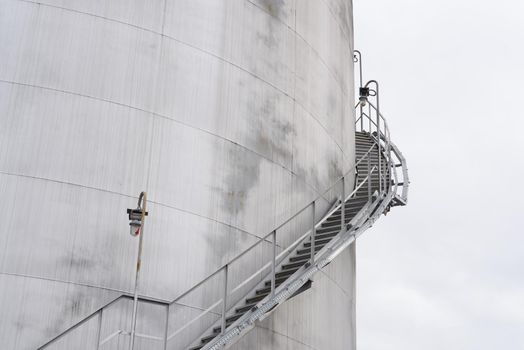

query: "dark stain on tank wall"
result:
(327, 92), (338, 117)
(16, 289), (88, 348)
(46, 244), (116, 335)
(66, 251), (96, 272)
(330, 0), (352, 38)
(217, 77), (295, 218)
(251, 2), (290, 93)
(255, 98), (295, 162)
(220, 116), (295, 217)
(328, 153), (344, 185)
(256, 0), (286, 19)
(46, 289), (90, 337)
(256, 14), (278, 49)
(222, 150), (261, 216)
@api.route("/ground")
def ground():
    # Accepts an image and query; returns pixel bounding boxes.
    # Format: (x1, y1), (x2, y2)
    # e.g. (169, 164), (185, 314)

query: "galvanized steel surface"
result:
(0, 0), (356, 349)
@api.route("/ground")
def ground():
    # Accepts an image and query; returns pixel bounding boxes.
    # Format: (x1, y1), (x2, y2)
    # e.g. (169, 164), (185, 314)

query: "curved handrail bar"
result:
(371, 127), (409, 204)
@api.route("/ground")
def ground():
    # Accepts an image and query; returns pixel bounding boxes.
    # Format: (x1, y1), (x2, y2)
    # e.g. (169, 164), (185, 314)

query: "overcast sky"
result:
(353, 0), (524, 349)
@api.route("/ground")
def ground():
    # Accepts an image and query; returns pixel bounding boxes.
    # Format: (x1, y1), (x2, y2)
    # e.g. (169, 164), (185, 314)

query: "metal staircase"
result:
(38, 54), (409, 350)
(187, 131), (392, 350)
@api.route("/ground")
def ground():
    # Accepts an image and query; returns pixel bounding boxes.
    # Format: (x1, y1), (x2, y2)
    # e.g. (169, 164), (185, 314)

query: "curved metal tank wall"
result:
(0, 0), (356, 349)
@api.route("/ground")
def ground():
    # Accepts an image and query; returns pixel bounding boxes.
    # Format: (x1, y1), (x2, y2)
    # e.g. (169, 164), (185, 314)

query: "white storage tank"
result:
(0, 0), (356, 349)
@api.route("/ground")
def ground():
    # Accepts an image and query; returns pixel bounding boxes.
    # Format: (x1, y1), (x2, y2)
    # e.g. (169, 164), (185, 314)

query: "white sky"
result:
(353, 1), (524, 349)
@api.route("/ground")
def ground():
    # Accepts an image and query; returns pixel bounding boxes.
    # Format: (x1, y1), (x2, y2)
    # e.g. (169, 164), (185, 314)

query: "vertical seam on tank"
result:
(145, 0), (167, 191)
(291, 1), (297, 217)
(0, 84), (16, 271)
(160, 0), (168, 35)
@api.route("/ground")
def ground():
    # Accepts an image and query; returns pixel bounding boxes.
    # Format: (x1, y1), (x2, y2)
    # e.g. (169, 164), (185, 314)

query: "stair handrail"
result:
(166, 141), (377, 300)
(199, 167), (381, 350)
(40, 96), (394, 349)
(202, 102), (408, 350)
(194, 98), (396, 349)
(360, 99), (409, 204)
(39, 47), (402, 348)
(169, 164), (379, 348)
(161, 142), (380, 346)
(39, 141), (378, 349)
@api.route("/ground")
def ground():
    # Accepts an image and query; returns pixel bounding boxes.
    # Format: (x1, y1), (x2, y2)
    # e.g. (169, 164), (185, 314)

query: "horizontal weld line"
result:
(13, 0), (353, 159)
(16, 0), (351, 100)
(254, 323), (318, 350)
(0, 79), (348, 202)
(0, 169), (322, 246)
(0, 271), (129, 295)
(0, 170), (271, 243)
(0, 271), (224, 314)
(317, 268), (352, 298)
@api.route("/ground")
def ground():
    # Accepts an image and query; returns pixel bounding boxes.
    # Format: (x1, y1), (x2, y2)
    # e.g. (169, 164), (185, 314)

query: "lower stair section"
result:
(187, 132), (388, 350)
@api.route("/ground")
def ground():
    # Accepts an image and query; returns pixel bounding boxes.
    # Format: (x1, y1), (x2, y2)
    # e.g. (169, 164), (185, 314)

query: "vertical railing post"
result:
(376, 107), (382, 196)
(95, 309), (103, 350)
(163, 305), (169, 350)
(384, 129), (391, 191)
(367, 153), (372, 200)
(354, 50), (364, 132)
(271, 230), (277, 297)
(360, 102), (364, 131)
(341, 177), (345, 232)
(368, 103), (372, 133)
(221, 265), (228, 334)
(310, 201), (316, 264)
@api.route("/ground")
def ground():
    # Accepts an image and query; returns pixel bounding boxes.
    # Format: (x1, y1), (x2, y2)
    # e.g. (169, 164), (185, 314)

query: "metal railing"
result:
(38, 147), (378, 350)
(39, 51), (409, 350)
(202, 105), (408, 349)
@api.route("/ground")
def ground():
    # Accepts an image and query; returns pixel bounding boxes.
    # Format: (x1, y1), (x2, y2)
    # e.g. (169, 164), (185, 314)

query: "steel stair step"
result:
(200, 332), (220, 345)
(276, 267), (299, 279)
(314, 230), (339, 239)
(282, 260), (309, 270)
(304, 236), (333, 245)
(296, 245), (324, 255)
(264, 277), (287, 288)
(316, 227), (341, 235)
(289, 253), (311, 262)
(321, 220), (342, 229)
(235, 301), (258, 314)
